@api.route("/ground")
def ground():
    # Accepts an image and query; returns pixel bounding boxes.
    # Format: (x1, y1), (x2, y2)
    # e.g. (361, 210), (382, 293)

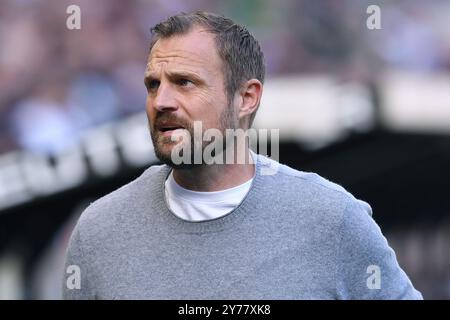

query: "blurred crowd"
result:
(1, 0), (450, 155)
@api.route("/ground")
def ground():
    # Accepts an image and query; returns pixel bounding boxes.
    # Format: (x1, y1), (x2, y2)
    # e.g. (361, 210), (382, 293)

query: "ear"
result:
(236, 79), (263, 127)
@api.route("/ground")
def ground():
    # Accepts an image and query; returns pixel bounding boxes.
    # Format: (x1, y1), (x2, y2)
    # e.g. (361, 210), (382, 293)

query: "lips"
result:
(155, 122), (187, 139)
(157, 123), (185, 132)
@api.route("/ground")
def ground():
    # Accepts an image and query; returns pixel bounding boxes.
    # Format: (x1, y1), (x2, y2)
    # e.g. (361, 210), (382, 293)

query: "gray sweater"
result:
(63, 153), (423, 299)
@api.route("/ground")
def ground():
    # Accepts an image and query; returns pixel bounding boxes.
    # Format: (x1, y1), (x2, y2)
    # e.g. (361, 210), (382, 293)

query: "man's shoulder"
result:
(261, 155), (358, 199)
(74, 164), (166, 235)
(278, 162), (349, 195)
(258, 154), (372, 218)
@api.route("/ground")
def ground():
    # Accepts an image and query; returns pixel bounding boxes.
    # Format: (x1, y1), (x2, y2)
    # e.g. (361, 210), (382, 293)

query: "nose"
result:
(153, 82), (178, 112)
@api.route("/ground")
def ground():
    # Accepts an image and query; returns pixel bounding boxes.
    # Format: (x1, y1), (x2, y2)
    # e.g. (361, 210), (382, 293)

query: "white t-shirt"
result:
(164, 151), (257, 222)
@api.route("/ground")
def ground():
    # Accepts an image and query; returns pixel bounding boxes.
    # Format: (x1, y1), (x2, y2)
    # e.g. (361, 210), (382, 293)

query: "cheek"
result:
(145, 95), (154, 116)
(191, 88), (227, 123)
(145, 94), (150, 109)
(145, 97), (157, 129)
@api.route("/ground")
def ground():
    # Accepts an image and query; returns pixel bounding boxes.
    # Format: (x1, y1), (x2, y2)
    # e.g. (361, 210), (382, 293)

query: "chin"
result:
(154, 152), (198, 170)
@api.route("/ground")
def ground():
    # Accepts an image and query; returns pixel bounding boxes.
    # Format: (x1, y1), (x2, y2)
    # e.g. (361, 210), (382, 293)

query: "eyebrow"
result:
(144, 70), (204, 85)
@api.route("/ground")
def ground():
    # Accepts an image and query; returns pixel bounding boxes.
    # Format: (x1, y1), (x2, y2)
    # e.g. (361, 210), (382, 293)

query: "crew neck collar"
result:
(165, 150), (257, 203)
(150, 150), (268, 234)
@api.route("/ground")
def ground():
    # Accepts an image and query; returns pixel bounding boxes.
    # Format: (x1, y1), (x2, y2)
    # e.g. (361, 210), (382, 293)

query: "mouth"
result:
(157, 123), (186, 136)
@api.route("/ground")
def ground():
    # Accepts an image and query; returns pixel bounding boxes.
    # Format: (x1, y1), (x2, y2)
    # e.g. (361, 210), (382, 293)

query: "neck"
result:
(172, 148), (255, 192)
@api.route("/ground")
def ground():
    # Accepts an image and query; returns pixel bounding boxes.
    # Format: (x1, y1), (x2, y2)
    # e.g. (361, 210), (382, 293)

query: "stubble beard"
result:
(150, 104), (237, 169)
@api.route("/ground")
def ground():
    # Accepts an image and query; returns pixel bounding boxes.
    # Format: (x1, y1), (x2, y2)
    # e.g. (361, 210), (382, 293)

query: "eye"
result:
(146, 79), (160, 91)
(177, 78), (194, 87)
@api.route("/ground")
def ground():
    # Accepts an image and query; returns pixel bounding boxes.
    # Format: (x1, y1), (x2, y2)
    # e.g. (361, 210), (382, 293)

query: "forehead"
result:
(146, 27), (223, 76)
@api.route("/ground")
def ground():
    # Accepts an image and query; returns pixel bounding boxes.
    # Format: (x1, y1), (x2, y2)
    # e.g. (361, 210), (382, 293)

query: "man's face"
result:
(145, 27), (236, 168)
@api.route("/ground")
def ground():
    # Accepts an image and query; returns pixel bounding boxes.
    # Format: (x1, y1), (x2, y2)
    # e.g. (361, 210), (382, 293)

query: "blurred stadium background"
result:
(0, 0), (449, 299)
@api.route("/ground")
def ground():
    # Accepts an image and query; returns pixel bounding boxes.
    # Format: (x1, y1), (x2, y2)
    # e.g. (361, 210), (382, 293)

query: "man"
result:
(63, 11), (422, 299)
